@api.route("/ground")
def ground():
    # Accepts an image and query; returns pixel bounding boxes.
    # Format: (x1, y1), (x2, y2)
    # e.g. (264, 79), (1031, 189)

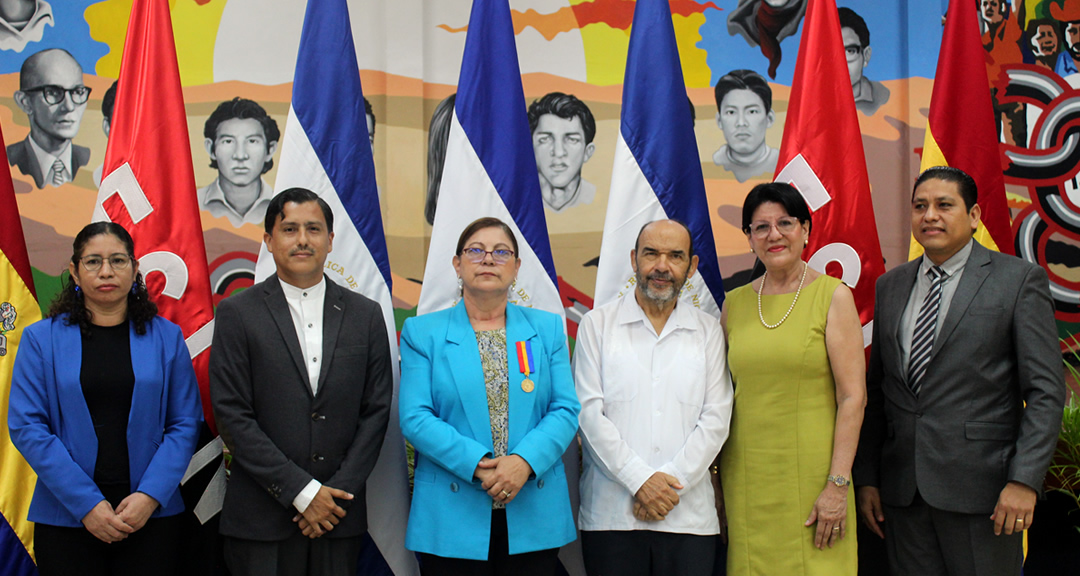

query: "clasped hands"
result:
(475, 455), (532, 504)
(81, 492), (160, 543)
(632, 472), (683, 522)
(292, 485), (353, 539)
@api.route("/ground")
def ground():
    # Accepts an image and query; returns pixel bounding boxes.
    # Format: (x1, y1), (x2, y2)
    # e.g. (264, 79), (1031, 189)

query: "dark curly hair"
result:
(48, 222), (158, 336)
(203, 97), (281, 174)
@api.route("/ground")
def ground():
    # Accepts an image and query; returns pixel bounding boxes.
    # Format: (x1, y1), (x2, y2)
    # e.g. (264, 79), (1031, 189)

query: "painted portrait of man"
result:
(839, 7), (890, 116)
(713, 69), (778, 183)
(528, 92), (597, 213)
(199, 97), (280, 228)
(8, 48), (90, 189)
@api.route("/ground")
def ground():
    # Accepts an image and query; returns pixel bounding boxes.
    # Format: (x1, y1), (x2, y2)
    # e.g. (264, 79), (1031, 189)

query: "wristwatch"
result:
(827, 474), (851, 488)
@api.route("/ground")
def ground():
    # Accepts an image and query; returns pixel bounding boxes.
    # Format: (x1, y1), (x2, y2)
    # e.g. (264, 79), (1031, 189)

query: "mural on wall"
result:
(4, 0), (1078, 337)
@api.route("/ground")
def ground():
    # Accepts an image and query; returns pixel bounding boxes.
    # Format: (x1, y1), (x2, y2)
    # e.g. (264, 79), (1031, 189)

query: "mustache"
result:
(648, 271), (674, 282)
(289, 245), (315, 256)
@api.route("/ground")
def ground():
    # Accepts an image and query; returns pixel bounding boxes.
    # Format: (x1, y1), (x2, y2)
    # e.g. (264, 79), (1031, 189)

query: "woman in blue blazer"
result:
(400, 217), (580, 575)
(8, 222), (202, 576)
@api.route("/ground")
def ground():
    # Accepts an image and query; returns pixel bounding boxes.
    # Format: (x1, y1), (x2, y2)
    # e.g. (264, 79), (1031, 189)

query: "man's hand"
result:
(81, 500), (135, 543)
(633, 501), (665, 522)
(634, 472), (683, 520)
(478, 455), (532, 505)
(856, 486), (885, 539)
(992, 481), (1036, 535)
(293, 486), (351, 538)
(115, 492), (160, 532)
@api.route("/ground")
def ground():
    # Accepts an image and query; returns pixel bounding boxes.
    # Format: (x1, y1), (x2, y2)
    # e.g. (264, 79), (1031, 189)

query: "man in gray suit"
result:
(210, 187), (392, 575)
(854, 166), (1064, 575)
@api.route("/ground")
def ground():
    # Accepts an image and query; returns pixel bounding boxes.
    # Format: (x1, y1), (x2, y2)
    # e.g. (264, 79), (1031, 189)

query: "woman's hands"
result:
(82, 500), (135, 543)
(475, 455), (533, 504)
(805, 484), (848, 549)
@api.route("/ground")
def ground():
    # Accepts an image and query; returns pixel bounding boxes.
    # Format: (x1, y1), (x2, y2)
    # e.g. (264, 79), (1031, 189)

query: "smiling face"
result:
(911, 177), (981, 265)
(532, 113), (594, 190)
(717, 89), (774, 157)
(264, 200), (334, 289)
(746, 201), (810, 271)
(16, 50), (88, 150)
(207, 118), (276, 188)
(68, 232), (139, 316)
(453, 225), (521, 298)
(632, 221), (699, 306)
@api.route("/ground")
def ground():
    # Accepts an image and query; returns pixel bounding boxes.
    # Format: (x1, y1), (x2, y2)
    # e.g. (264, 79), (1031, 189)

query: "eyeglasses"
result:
(746, 217), (801, 238)
(79, 253), (133, 273)
(23, 85), (92, 105)
(462, 247), (515, 264)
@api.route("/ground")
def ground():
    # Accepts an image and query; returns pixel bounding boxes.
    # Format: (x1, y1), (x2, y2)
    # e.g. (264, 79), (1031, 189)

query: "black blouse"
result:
(80, 322), (135, 488)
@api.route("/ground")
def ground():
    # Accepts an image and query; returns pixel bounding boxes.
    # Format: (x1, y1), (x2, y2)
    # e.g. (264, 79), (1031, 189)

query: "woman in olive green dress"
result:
(720, 182), (866, 575)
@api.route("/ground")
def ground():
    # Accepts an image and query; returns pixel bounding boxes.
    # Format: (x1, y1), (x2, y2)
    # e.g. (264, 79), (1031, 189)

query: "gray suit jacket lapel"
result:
(885, 260), (920, 381)
(317, 280), (345, 395)
(932, 242), (991, 359)
(263, 276), (312, 398)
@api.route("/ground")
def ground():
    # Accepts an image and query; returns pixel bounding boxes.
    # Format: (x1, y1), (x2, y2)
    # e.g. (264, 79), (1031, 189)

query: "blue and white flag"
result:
(594, 0), (724, 317)
(417, 0), (562, 319)
(254, 1), (416, 574)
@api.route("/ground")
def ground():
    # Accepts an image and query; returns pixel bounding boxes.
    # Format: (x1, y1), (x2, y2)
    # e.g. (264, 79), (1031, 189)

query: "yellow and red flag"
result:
(775, 0), (885, 348)
(914, 0), (1014, 258)
(0, 121), (43, 574)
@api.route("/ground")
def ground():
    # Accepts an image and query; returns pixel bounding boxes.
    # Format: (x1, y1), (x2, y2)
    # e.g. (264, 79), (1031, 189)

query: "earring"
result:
(74, 285), (82, 298)
(131, 284), (138, 295)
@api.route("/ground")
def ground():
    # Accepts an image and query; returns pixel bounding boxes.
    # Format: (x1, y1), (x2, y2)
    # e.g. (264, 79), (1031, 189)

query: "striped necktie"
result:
(51, 158), (67, 186)
(907, 266), (946, 396)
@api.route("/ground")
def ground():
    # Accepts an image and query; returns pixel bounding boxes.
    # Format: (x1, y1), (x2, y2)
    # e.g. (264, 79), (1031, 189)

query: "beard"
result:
(637, 269), (686, 305)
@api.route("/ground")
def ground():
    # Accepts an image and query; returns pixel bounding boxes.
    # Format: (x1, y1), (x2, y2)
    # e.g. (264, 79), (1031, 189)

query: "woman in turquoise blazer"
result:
(8, 223), (202, 576)
(400, 217), (580, 575)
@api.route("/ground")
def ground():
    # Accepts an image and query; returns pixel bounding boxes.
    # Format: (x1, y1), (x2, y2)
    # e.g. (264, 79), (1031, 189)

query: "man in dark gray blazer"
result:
(855, 166), (1064, 575)
(211, 187), (392, 575)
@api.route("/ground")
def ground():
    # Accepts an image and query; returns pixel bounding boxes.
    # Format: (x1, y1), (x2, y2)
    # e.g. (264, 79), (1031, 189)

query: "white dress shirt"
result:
(899, 239), (973, 374)
(197, 177), (274, 228)
(279, 276), (326, 512)
(574, 291), (734, 535)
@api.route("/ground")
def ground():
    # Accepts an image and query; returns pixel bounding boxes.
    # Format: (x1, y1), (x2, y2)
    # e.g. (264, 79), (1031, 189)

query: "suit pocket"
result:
(964, 421), (1014, 441)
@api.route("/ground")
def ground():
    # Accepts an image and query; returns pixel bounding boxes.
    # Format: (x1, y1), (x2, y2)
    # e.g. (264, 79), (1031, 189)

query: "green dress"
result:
(721, 274), (857, 575)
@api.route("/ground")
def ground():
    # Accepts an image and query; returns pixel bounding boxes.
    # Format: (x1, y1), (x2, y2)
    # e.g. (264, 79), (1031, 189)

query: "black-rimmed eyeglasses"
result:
(23, 85), (92, 106)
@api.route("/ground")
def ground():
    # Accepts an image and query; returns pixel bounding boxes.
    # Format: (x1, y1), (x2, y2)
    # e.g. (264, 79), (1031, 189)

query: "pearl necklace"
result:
(757, 262), (808, 329)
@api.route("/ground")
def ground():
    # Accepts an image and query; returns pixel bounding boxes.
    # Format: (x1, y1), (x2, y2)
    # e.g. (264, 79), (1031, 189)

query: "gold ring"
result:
(1015, 518), (1024, 523)
(502, 490), (511, 498)
(832, 527), (840, 532)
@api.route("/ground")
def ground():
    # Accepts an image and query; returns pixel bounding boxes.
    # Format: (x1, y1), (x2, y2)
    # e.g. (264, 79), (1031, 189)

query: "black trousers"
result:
(582, 529), (716, 576)
(419, 509), (561, 576)
(223, 532), (363, 576)
(34, 514), (182, 576)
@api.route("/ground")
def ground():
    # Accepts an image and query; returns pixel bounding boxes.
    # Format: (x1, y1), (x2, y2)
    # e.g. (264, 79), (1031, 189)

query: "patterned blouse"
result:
(476, 328), (510, 509)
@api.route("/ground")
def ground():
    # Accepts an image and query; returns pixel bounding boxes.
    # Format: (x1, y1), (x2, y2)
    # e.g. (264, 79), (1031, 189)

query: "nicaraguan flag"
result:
(417, 0), (562, 319)
(253, 0), (417, 574)
(593, 0), (724, 317)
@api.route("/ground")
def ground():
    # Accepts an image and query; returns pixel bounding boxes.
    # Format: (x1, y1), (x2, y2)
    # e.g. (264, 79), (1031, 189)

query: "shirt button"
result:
(312, 357), (318, 362)
(308, 323), (313, 328)
(654, 447), (660, 453)
(303, 292), (308, 297)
